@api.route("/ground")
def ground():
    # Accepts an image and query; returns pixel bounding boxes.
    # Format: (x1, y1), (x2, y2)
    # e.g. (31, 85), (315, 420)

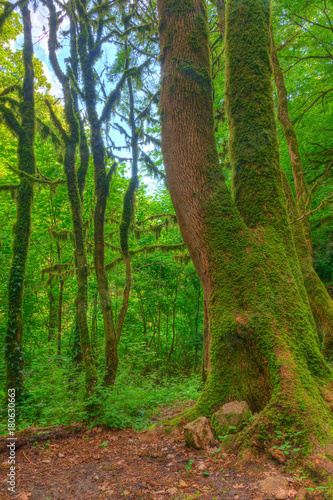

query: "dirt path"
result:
(0, 422), (325, 500)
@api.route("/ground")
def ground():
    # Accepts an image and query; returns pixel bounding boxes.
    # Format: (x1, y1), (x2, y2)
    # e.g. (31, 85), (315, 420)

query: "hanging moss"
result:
(174, 253), (191, 266)
(48, 227), (73, 242)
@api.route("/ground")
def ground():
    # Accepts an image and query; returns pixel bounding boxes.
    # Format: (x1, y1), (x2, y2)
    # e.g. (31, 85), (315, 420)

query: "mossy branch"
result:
(44, 99), (69, 143)
(142, 132), (161, 148)
(305, 159), (333, 211)
(36, 117), (62, 147)
(291, 192), (333, 224)
(6, 163), (65, 185)
(45, 0), (65, 85)
(139, 148), (166, 182)
(0, 103), (24, 137)
(136, 213), (177, 226)
(0, 95), (20, 109)
(105, 243), (186, 270)
(0, 183), (19, 192)
(0, 84), (21, 97)
(48, 227), (73, 242)
(0, 0), (25, 33)
(135, 90), (160, 123)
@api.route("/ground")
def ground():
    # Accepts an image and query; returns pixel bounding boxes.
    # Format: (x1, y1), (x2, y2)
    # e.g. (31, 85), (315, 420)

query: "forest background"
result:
(0, 0), (332, 435)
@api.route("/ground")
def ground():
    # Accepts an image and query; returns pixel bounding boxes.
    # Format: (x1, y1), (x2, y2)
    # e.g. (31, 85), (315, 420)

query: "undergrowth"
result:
(0, 345), (203, 435)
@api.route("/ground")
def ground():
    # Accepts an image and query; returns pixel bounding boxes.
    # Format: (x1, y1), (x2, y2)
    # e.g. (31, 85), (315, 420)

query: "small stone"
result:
(258, 476), (288, 496)
(41, 459), (51, 463)
(58, 452), (65, 458)
(274, 488), (289, 500)
(184, 417), (214, 450)
(296, 488), (308, 500)
(212, 401), (252, 435)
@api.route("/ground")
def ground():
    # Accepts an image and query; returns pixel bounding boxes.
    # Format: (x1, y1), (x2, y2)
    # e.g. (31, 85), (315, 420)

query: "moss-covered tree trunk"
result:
(271, 40), (333, 361)
(46, 0), (96, 392)
(4, 3), (35, 399)
(157, 0), (333, 450)
(75, 1), (119, 386)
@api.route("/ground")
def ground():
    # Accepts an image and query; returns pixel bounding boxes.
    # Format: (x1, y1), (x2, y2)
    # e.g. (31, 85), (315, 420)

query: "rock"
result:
(212, 401), (252, 435)
(274, 488), (289, 499)
(258, 476), (289, 497)
(184, 417), (214, 449)
(296, 487), (308, 500)
(269, 447), (287, 464)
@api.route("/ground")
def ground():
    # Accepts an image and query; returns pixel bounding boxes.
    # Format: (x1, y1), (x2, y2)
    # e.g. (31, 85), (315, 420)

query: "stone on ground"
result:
(258, 476), (289, 498)
(212, 400), (252, 435)
(184, 416), (214, 449)
(296, 487), (308, 499)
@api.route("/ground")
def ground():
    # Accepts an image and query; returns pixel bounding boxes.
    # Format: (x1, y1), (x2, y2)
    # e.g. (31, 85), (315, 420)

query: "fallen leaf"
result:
(178, 479), (187, 488)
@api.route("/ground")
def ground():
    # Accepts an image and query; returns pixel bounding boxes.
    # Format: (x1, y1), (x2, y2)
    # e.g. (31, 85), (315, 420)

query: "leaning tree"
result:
(157, 0), (333, 453)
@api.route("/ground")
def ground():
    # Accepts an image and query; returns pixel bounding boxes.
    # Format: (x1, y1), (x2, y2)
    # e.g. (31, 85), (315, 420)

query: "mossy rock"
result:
(211, 401), (252, 436)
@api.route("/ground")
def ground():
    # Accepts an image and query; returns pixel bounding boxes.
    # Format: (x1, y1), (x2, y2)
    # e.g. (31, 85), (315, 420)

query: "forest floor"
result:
(0, 403), (327, 500)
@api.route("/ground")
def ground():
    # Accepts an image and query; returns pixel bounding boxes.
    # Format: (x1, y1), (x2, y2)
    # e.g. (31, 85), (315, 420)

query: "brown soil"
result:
(0, 405), (326, 500)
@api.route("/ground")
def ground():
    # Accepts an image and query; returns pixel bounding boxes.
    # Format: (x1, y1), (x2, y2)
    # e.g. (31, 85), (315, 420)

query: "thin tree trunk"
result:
(168, 282), (179, 361)
(271, 37), (333, 360)
(57, 279), (64, 356)
(48, 280), (58, 341)
(91, 291), (98, 348)
(271, 38), (311, 253)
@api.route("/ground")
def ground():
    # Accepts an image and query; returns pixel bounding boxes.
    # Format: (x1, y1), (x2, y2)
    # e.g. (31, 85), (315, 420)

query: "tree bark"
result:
(157, 0), (333, 449)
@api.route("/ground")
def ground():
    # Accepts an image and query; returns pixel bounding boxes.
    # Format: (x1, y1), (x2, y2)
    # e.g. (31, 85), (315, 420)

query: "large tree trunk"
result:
(5, 3), (35, 399)
(157, 0), (333, 450)
(271, 39), (333, 360)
